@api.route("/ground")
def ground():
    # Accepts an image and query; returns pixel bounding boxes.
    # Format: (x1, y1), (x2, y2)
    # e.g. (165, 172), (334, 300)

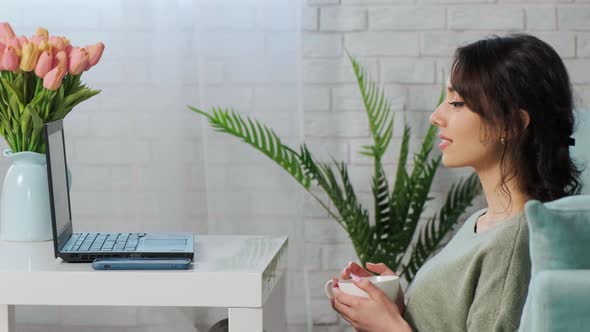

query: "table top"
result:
(0, 235), (288, 307)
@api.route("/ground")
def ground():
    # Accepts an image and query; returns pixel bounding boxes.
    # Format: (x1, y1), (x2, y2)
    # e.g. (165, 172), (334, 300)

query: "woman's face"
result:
(429, 78), (504, 170)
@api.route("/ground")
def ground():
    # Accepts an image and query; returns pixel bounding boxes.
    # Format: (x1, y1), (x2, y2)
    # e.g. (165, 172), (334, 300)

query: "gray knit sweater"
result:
(403, 209), (531, 332)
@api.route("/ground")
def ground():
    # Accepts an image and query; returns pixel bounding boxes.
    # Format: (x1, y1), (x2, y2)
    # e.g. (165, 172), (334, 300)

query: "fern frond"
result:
(373, 162), (390, 234)
(189, 106), (312, 190)
(347, 51), (394, 160)
(411, 124), (438, 181)
(399, 155), (442, 247)
(391, 125), (411, 229)
(392, 122), (438, 239)
(334, 161), (373, 263)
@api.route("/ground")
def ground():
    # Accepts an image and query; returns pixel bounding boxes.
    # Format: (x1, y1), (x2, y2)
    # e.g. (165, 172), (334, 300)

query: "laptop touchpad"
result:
(143, 239), (187, 250)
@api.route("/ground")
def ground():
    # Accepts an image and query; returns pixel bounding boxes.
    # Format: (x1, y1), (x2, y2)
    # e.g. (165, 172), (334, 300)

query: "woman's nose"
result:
(430, 105), (444, 127)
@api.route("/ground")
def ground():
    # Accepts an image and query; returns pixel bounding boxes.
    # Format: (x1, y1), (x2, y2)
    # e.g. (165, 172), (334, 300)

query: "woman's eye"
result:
(448, 101), (465, 108)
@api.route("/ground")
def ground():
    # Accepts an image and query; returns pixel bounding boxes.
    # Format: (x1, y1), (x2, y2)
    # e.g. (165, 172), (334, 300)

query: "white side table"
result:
(0, 235), (288, 332)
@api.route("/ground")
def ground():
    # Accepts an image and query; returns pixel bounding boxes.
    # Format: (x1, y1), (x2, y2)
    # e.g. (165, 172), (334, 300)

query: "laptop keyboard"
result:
(64, 233), (145, 252)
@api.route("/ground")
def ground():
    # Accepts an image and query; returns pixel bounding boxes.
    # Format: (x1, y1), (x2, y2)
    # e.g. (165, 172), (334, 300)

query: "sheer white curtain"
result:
(195, 0), (305, 326)
(2, 0), (303, 330)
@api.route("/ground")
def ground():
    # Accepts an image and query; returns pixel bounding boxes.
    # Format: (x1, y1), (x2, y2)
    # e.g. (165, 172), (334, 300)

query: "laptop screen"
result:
(44, 120), (73, 257)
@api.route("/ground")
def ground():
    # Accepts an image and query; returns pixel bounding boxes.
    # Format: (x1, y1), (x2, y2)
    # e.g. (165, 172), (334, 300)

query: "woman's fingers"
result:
(333, 289), (358, 318)
(348, 262), (373, 277)
(331, 290), (354, 325)
(353, 278), (387, 302)
(333, 301), (355, 326)
(334, 287), (365, 307)
(366, 262), (396, 276)
(339, 268), (350, 280)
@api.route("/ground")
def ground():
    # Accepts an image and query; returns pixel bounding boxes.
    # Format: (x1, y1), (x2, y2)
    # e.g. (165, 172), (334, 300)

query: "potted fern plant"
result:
(189, 53), (482, 285)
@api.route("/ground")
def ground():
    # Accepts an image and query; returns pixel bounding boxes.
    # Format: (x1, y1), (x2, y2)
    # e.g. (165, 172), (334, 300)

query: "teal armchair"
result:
(524, 269), (590, 331)
(519, 109), (590, 332)
(519, 195), (590, 332)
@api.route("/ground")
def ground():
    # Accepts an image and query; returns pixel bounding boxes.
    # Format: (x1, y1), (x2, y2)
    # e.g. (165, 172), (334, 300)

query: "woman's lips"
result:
(439, 138), (452, 150)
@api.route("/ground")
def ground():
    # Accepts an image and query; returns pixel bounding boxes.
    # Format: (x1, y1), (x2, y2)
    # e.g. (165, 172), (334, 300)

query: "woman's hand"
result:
(330, 276), (412, 332)
(340, 262), (406, 314)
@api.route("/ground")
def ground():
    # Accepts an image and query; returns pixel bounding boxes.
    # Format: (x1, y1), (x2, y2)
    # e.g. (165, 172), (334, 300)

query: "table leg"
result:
(227, 275), (287, 332)
(228, 307), (263, 332)
(0, 305), (15, 332)
(263, 274), (287, 331)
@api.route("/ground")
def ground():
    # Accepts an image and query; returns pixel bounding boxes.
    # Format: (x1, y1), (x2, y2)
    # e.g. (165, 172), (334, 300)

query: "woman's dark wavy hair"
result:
(450, 33), (583, 203)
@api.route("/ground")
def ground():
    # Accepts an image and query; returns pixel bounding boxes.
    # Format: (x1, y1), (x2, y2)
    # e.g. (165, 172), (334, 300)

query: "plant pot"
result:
(0, 149), (53, 241)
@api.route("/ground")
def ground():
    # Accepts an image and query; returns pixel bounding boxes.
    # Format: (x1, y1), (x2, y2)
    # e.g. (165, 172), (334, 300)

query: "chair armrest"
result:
(528, 270), (590, 332)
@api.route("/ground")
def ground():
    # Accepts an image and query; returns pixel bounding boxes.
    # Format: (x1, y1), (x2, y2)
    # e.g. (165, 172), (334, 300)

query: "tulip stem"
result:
(34, 76), (41, 96)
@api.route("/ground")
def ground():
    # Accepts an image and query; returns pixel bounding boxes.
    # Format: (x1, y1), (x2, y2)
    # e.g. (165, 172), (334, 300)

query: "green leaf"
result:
(29, 108), (44, 153)
(1, 78), (24, 107)
(48, 85), (66, 121)
(8, 94), (21, 123)
(347, 51), (395, 161)
(20, 106), (32, 150)
(51, 88), (100, 121)
(188, 105), (312, 191)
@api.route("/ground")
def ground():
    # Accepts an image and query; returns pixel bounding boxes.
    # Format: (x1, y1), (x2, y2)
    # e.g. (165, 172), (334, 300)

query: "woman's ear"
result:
(520, 109), (530, 129)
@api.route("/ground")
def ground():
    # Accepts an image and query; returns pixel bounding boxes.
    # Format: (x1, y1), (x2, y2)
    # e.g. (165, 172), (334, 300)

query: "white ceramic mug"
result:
(325, 275), (400, 301)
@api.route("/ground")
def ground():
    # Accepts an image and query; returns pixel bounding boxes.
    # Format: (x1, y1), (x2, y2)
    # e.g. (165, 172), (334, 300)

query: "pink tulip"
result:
(6, 37), (20, 51)
(85, 42), (104, 68)
(67, 47), (88, 75)
(19, 42), (41, 72)
(38, 40), (50, 52)
(30, 35), (46, 46)
(0, 22), (15, 41)
(17, 35), (28, 47)
(34, 50), (53, 78)
(0, 43), (5, 70)
(1, 46), (19, 71)
(48, 36), (67, 52)
(48, 36), (62, 51)
(35, 27), (48, 39)
(43, 65), (66, 90)
(53, 50), (67, 70)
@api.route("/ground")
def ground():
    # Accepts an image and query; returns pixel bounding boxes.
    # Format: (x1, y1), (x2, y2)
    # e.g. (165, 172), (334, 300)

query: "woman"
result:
(329, 33), (582, 331)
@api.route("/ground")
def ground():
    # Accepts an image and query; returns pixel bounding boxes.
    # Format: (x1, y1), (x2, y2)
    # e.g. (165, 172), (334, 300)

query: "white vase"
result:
(0, 149), (53, 241)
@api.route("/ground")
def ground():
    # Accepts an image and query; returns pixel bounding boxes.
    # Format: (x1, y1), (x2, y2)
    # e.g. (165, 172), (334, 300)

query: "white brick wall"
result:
(369, 6), (446, 30)
(305, 111), (371, 137)
(381, 58), (436, 83)
(345, 32), (420, 56)
(566, 59), (590, 83)
(558, 6), (590, 30)
(525, 5), (557, 30)
(303, 0), (590, 329)
(421, 31), (497, 56)
(303, 33), (343, 57)
(449, 6), (525, 30)
(320, 7), (368, 31)
(304, 58), (379, 83)
(578, 32), (590, 57)
(304, 86), (332, 111)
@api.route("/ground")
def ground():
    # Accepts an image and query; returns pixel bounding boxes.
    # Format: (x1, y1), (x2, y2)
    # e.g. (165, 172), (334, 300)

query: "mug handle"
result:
(325, 279), (335, 298)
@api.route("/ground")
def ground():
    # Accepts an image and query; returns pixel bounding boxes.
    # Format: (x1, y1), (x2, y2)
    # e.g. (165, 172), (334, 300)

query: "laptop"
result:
(44, 119), (194, 263)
